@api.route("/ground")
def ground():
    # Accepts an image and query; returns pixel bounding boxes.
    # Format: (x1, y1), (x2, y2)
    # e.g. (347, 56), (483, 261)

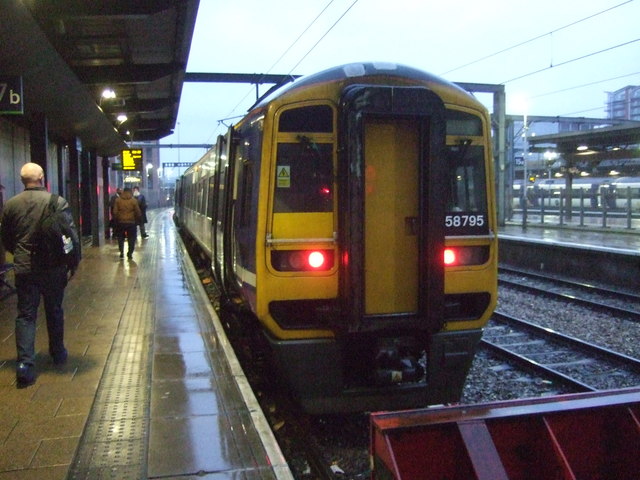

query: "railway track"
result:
(189, 239), (640, 479)
(192, 261), (351, 480)
(498, 264), (640, 322)
(482, 311), (640, 392)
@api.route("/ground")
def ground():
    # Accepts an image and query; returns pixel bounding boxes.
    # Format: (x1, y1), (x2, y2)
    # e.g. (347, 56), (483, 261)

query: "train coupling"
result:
(373, 338), (424, 385)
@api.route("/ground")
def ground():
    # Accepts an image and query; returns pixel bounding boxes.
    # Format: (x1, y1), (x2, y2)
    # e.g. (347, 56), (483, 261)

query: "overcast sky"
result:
(159, 0), (640, 174)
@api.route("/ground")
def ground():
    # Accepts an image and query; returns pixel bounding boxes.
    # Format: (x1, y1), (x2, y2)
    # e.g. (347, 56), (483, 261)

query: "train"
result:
(514, 176), (640, 211)
(611, 177), (640, 210)
(173, 62), (498, 413)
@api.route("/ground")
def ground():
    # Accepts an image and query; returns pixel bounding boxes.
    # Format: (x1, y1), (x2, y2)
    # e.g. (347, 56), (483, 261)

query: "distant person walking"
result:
(107, 187), (122, 239)
(112, 187), (141, 259)
(0, 163), (80, 387)
(133, 186), (148, 238)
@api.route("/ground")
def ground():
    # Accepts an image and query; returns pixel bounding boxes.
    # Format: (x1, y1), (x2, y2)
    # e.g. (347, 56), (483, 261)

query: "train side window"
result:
(199, 177), (207, 215)
(233, 121), (262, 226)
(274, 140), (333, 213)
(217, 167), (227, 222)
(279, 105), (333, 133)
(237, 163), (253, 227)
(446, 144), (487, 213)
(446, 110), (482, 136)
(207, 176), (216, 218)
(444, 110), (489, 235)
(187, 182), (194, 210)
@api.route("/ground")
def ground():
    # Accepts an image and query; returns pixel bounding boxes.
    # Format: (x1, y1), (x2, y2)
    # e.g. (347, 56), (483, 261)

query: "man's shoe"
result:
(119, 252), (124, 259)
(52, 348), (68, 365)
(127, 251), (133, 259)
(142, 234), (149, 239)
(16, 363), (36, 388)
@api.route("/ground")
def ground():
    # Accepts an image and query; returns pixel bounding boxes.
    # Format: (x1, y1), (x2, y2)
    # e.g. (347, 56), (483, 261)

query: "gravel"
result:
(302, 281), (640, 479)
(497, 286), (640, 359)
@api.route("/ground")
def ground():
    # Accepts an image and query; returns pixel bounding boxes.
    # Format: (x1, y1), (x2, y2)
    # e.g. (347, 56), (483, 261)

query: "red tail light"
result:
(444, 248), (457, 265)
(307, 251), (326, 269)
(444, 246), (490, 266)
(271, 250), (334, 272)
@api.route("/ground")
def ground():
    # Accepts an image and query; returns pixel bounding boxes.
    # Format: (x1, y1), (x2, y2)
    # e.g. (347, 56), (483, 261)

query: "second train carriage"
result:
(175, 63), (498, 413)
(513, 176), (640, 211)
(612, 177), (640, 210)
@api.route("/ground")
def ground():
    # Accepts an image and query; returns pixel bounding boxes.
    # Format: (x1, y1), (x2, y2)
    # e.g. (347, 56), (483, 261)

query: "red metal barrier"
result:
(370, 388), (640, 480)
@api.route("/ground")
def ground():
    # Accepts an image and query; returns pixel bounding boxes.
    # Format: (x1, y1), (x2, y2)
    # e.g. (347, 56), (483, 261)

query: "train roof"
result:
(611, 176), (640, 184)
(253, 62), (474, 109)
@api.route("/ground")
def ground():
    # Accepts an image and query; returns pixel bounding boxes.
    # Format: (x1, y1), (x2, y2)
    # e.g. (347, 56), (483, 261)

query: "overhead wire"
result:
(199, 1), (634, 150)
(265, 0), (337, 76)
(440, 0), (634, 76)
(531, 71), (640, 98)
(286, 0), (359, 75)
(559, 105), (616, 116)
(208, 0), (351, 143)
(501, 38), (640, 84)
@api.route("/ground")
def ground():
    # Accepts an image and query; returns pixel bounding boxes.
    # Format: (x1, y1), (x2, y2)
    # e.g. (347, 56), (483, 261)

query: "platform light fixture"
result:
(101, 88), (116, 100)
(576, 145), (589, 151)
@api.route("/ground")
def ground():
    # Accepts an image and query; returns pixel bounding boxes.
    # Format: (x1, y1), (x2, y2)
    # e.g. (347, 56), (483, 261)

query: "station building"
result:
(0, 1), (198, 246)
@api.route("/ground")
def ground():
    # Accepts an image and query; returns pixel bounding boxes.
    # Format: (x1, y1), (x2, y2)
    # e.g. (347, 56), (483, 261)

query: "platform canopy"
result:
(0, 0), (199, 156)
(528, 122), (640, 163)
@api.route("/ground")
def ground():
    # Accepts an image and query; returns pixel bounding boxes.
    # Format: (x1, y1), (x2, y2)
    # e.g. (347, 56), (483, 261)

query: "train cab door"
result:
(339, 85), (447, 333)
(363, 118), (419, 314)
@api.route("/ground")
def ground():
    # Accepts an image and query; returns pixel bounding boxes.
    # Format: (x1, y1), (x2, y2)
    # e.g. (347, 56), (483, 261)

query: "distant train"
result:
(514, 177), (640, 211)
(611, 177), (640, 210)
(174, 63), (498, 413)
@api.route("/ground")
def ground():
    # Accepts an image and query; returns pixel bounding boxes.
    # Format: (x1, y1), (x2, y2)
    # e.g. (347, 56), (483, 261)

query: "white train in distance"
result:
(513, 176), (640, 211)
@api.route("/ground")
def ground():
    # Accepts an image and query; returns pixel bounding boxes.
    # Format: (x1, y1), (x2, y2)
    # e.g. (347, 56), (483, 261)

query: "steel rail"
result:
(481, 311), (640, 392)
(498, 271), (640, 322)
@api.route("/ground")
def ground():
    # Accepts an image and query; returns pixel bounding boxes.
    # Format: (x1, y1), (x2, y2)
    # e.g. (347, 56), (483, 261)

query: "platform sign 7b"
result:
(0, 76), (24, 114)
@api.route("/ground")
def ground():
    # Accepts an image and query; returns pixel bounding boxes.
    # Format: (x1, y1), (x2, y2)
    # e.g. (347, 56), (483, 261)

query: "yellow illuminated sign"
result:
(122, 149), (143, 171)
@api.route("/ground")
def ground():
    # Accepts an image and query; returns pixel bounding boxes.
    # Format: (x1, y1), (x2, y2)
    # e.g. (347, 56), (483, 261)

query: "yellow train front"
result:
(175, 63), (497, 413)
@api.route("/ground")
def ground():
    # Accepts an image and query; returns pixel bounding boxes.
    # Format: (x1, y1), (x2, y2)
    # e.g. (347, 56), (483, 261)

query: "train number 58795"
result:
(445, 214), (485, 228)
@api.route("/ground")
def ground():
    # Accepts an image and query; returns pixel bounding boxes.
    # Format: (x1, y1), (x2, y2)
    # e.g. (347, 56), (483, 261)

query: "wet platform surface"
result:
(500, 223), (640, 255)
(0, 209), (292, 480)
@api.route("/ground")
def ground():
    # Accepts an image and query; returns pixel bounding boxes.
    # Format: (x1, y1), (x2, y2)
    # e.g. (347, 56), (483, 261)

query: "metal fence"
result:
(508, 188), (640, 231)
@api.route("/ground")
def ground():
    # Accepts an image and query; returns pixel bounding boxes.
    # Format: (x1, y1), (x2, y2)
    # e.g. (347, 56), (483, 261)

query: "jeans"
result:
(15, 267), (68, 366)
(117, 223), (137, 254)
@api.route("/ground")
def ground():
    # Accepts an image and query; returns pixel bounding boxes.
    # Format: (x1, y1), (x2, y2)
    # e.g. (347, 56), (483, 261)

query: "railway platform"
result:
(498, 221), (640, 291)
(0, 209), (292, 480)
(500, 222), (640, 254)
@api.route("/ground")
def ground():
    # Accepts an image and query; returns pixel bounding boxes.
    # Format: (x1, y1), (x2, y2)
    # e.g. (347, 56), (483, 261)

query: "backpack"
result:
(31, 194), (81, 271)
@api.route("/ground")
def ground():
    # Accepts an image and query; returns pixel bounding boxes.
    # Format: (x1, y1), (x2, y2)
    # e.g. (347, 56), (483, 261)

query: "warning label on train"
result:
(277, 166), (290, 188)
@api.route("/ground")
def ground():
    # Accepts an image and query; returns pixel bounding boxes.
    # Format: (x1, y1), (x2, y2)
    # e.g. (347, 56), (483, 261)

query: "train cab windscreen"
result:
(445, 110), (489, 236)
(274, 140), (334, 213)
(273, 104), (335, 214)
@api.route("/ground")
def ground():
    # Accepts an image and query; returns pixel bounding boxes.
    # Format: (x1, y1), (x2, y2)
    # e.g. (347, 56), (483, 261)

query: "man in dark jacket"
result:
(0, 163), (80, 387)
(133, 186), (148, 238)
(107, 187), (122, 238)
